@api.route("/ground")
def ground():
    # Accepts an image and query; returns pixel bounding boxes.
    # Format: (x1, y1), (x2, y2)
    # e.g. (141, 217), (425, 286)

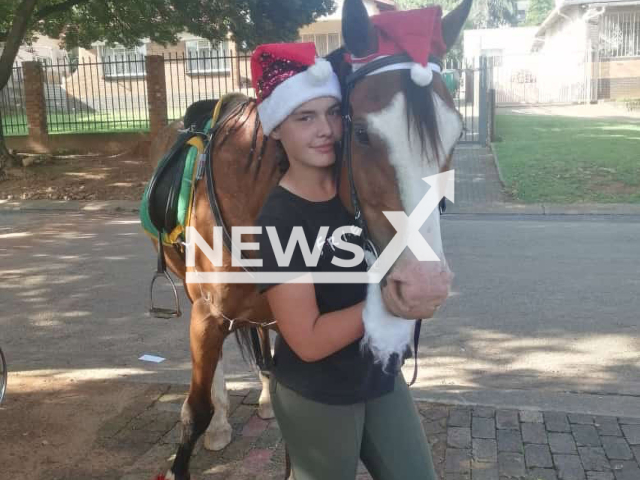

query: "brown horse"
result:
(150, 0), (472, 478)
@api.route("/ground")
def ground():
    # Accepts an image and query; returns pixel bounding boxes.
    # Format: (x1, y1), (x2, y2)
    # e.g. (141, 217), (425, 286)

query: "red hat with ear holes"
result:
(251, 42), (342, 136)
(345, 6), (447, 87)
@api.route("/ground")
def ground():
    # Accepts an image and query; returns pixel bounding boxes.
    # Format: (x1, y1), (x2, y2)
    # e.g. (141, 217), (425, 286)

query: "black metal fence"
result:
(443, 58), (487, 144)
(164, 51), (254, 122)
(42, 56), (150, 133)
(1, 52), (489, 144)
(0, 65), (27, 136)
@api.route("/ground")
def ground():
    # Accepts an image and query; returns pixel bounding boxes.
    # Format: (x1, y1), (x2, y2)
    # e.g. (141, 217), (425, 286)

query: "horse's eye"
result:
(355, 126), (370, 146)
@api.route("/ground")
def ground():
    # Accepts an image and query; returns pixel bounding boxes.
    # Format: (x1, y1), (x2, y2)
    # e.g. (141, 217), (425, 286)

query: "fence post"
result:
(23, 61), (49, 151)
(233, 50), (242, 90)
(146, 55), (168, 137)
(478, 56), (488, 146)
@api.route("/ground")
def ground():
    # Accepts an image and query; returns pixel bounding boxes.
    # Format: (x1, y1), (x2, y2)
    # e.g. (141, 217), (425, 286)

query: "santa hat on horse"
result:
(251, 42), (342, 136)
(344, 6), (447, 87)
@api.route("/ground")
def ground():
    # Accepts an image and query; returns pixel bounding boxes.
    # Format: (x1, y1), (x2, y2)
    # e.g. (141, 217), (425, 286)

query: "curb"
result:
(3, 199), (640, 216)
(0, 199), (141, 213)
(446, 202), (640, 216)
(488, 142), (507, 188)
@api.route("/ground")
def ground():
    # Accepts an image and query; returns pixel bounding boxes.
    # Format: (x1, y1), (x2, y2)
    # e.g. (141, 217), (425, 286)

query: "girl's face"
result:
(271, 96), (342, 169)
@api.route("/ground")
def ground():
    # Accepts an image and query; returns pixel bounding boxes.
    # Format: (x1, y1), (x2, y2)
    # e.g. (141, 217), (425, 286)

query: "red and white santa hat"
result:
(251, 43), (341, 136)
(345, 6), (447, 87)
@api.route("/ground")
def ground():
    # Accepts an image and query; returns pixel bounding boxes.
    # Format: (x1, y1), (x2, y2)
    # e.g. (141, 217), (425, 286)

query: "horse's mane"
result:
(326, 47), (442, 161)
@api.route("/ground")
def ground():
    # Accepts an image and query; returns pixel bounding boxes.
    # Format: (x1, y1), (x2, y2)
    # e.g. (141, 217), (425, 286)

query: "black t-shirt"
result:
(255, 185), (397, 405)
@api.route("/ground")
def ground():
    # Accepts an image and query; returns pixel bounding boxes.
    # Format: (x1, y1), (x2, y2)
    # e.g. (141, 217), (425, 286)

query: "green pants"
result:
(270, 373), (437, 480)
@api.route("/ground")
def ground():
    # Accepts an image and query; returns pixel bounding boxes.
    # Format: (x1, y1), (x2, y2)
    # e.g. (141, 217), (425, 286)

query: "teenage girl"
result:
(252, 43), (437, 480)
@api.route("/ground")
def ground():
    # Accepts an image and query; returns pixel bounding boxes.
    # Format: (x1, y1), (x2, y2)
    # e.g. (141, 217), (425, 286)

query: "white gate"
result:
(488, 51), (592, 106)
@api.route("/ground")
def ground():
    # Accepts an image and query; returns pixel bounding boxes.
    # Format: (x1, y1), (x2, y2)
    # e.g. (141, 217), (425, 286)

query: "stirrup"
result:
(149, 231), (182, 319)
(149, 270), (181, 318)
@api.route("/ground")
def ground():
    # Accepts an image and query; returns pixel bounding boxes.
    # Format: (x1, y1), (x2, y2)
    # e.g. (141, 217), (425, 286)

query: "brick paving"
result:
(108, 384), (640, 480)
(447, 146), (508, 210)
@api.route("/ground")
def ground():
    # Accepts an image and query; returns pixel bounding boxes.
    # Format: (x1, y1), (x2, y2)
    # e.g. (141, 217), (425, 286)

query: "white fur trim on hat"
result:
(257, 63), (342, 136)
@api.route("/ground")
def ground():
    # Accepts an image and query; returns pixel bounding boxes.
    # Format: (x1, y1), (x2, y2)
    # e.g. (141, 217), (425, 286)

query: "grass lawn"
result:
(3, 112), (150, 136)
(493, 114), (640, 203)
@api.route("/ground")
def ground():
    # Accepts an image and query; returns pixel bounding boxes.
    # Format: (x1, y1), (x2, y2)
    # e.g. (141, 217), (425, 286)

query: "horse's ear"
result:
(441, 0), (473, 51)
(342, 0), (378, 57)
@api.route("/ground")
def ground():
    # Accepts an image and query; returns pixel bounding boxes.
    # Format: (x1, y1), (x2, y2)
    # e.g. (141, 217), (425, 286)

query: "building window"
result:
(481, 48), (503, 67)
(600, 12), (640, 59)
(99, 44), (146, 78)
(185, 40), (231, 74)
(300, 33), (342, 56)
(34, 55), (53, 66)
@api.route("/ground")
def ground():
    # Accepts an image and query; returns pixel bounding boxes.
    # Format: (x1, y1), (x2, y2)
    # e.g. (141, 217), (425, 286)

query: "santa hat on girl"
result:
(345, 6), (447, 87)
(251, 43), (341, 136)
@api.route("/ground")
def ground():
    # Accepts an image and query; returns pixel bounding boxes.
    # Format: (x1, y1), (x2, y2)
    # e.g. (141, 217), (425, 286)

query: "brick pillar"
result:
(146, 55), (167, 136)
(23, 61), (49, 151)
(232, 47), (242, 90)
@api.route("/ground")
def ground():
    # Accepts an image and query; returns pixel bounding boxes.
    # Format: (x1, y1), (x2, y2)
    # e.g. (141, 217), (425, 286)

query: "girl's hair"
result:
(275, 140), (289, 173)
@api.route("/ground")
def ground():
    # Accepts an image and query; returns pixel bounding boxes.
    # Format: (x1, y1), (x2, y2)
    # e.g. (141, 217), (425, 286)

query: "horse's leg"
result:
(204, 352), (233, 451)
(257, 327), (275, 420)
(167, 298), (223, 480)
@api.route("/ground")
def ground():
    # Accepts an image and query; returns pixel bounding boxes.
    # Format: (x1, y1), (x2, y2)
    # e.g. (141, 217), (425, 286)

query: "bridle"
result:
(341, 53), (445, 261)
(342, 53), (411, 260)
(340, 52), (445, 387)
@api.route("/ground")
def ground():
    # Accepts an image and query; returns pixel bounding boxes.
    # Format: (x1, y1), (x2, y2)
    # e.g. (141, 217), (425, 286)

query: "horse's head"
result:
(338, 0), (472, 320)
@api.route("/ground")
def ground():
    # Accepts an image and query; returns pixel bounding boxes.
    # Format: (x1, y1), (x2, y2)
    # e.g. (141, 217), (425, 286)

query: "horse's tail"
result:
(233, 326), (272, 373)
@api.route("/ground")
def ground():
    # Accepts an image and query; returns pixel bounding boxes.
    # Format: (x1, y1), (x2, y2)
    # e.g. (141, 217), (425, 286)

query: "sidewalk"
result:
(3, 148), (640, 216)
(112, 384), (640, 480)
(445, 146), (640, 216)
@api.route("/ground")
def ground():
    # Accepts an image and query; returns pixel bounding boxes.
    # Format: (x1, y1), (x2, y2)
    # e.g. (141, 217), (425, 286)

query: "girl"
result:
(252, 43), (437, 480)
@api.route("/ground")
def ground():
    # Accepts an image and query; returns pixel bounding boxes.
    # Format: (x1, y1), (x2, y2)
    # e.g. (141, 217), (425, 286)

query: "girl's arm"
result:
(266, 281), (364, 362)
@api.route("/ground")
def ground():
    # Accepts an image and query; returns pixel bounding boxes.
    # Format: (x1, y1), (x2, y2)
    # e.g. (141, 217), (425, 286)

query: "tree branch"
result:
(34, 0), (92, 21)
(0, 0), (39, 90)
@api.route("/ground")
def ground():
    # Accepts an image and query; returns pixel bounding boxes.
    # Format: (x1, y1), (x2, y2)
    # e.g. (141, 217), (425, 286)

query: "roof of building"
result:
(535, 0), (640, 39)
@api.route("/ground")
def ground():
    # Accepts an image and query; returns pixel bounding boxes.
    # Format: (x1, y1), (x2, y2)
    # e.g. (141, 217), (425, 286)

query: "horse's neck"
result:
(208, 107), (282, 230)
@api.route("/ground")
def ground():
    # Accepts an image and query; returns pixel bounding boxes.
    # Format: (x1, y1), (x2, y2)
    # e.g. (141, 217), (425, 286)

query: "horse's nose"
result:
(382, 264), (453, 318)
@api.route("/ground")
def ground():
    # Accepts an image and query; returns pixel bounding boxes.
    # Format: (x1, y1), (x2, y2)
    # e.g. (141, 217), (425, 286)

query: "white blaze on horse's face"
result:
(368, 89), (462, 319)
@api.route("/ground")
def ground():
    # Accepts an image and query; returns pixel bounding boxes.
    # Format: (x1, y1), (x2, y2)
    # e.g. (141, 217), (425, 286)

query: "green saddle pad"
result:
(140, 119), (211, 245)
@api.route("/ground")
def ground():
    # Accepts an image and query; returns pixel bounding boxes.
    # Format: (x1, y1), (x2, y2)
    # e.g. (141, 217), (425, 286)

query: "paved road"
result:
(1, 210), (639, 416)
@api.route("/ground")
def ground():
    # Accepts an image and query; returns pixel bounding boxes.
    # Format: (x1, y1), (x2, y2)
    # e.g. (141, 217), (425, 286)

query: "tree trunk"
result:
(0, 0), (39, 179)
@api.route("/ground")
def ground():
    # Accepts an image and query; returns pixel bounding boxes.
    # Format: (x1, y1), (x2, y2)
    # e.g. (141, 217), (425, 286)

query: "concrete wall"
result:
(6, 132), (149, 155)
(596, 58), (640, 99)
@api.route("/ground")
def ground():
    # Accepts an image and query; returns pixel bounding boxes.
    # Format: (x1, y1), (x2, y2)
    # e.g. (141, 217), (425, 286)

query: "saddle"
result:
(140, 94), (248, 247)
(140, 99), (216, 247)
(139, 93), (249, 318)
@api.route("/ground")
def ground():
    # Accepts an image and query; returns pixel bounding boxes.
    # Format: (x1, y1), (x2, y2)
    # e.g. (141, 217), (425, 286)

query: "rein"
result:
(190, 99), (273, 372)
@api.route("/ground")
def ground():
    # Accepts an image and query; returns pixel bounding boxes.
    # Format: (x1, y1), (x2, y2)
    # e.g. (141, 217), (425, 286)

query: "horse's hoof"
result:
(204, 425), (232, 451)
(257, 403), (275, 420)
(156, 471), (186, 480)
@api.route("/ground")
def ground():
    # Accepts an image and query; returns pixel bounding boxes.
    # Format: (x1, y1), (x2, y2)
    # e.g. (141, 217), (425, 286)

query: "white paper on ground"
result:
(139, 354), (165, 363)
